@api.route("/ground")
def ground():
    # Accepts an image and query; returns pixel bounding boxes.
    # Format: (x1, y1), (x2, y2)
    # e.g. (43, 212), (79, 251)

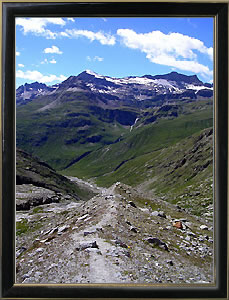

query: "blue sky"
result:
(16, 17), (213, 87)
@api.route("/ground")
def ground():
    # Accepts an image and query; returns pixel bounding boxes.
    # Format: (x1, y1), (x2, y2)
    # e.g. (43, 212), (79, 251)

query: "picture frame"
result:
(1, 1), (228, 298)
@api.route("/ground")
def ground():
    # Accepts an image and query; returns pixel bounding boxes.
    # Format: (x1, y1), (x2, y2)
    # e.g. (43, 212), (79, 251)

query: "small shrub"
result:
(32, 207), (44, 214)
(16, 219), (29, 235)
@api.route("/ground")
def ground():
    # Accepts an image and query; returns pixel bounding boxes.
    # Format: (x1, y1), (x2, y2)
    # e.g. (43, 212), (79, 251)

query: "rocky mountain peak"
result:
(25, 81), (47, 89)
(17, 81), (49, 92)
(16, 70), (213, 107)
(143, 71), (203, 86)
(77, 70), (100, 80)
(60, 75), (78, 86)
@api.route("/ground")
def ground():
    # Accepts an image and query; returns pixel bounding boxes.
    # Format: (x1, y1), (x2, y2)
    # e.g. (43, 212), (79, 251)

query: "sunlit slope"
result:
(16, 91), (136, 170)
(63, 106), (213, 184)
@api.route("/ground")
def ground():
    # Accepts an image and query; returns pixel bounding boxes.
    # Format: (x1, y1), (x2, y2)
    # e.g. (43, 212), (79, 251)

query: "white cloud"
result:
(87, 55), (104, 62)
(59, 32), (69, 37)
(41, 58), (48, 64)
(41, 58), (57, 64)
(148, 54), (213, 77)
(18, 63), (24, 68)
(67, 18), (75, 22)
(16, 70), (67, 83)
(102, 18), (107, 22)
(117, 29), (213, 77)
(16, 17), (116, 46)
(16, 51), (20, 56)
(64, 29), (116, 45)
(16, 17), (66, 39)
(43, 46), (62, 54)
(50, 59), (57, 64)
(207, 47), (213, 61)
(95, 56), (103, 62)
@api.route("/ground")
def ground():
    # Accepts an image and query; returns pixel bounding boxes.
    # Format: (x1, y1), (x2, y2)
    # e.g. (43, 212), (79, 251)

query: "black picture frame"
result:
(1, 1), (228, 299)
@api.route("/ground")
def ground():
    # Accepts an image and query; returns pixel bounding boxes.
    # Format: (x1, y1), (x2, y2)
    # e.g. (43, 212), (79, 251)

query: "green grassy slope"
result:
(17, 91), (213, 216)
(62, 100), (213, 217)
(63, 106), (213, 182)
(16, 91), (135, 170)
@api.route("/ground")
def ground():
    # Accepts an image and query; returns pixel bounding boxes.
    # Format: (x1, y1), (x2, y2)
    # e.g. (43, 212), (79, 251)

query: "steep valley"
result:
(16, 70), (213, 171)
(16, 70), (214, 284)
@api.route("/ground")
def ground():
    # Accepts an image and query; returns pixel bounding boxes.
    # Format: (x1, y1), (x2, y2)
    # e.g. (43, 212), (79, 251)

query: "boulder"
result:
(146, 237), (169, 251)
(16, 201), (31, 211)
(187, 231), (196, 237)
(16, 246), (27, 258)
(78, 214), (89, 221)
(200, 225), (208, 230)
(58, 225), (70, 234)
(130, 227), (138, 233)
(84, 230), (97, 236)
(49, 227), (58, 235)
(167, 260), (173, 266)
(16, 186), (60, 211)
(115, 239), (128, 248)
(158, 211), (166, 218)
(76, 241), (99, 251)
(173, 221), (183, 229)
(128, 201), (137, 208)
(151, 211), (159, 217)
(123, 250), (131, 258)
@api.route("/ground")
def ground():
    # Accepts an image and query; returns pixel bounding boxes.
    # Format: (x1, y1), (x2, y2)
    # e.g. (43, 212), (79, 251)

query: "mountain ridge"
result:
(16, 67), (213, 174)
(16, 70), (213, 107)
(20, 70), (212, 88)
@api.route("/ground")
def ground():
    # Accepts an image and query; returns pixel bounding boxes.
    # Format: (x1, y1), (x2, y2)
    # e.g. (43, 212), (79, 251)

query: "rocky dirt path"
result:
(16, 179), (214, 284)
(16, 181), (126, 283)
(58, 185), (125, 283)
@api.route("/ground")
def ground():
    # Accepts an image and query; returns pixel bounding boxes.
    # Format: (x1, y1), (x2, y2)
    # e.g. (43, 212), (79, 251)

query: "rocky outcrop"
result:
(16, 185), (61, 211)
(16, 82), (55, 106)
(76, 241), (99, 251)
(16, 148), (94, 201)
(146, 237), (169, 251)
(89, 105), (138, 126)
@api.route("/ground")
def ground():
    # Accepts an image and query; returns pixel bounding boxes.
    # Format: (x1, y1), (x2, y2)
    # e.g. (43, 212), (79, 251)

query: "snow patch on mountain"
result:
(85, 70), (104, 80)
(16, 70), (213, 106)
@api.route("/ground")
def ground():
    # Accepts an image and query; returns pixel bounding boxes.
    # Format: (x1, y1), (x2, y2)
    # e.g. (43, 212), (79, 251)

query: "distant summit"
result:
(143, 71), (203, 86)
(16, 81), (55, 105)
(16, 70), (213, 106)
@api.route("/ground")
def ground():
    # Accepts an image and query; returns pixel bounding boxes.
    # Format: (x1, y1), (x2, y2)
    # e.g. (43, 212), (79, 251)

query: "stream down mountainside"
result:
(16, 177), (214, 284)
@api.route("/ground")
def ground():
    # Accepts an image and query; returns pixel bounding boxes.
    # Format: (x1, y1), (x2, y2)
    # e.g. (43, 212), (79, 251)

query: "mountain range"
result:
(17, 70), (213, 107)
(16, 70), (213, 203)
